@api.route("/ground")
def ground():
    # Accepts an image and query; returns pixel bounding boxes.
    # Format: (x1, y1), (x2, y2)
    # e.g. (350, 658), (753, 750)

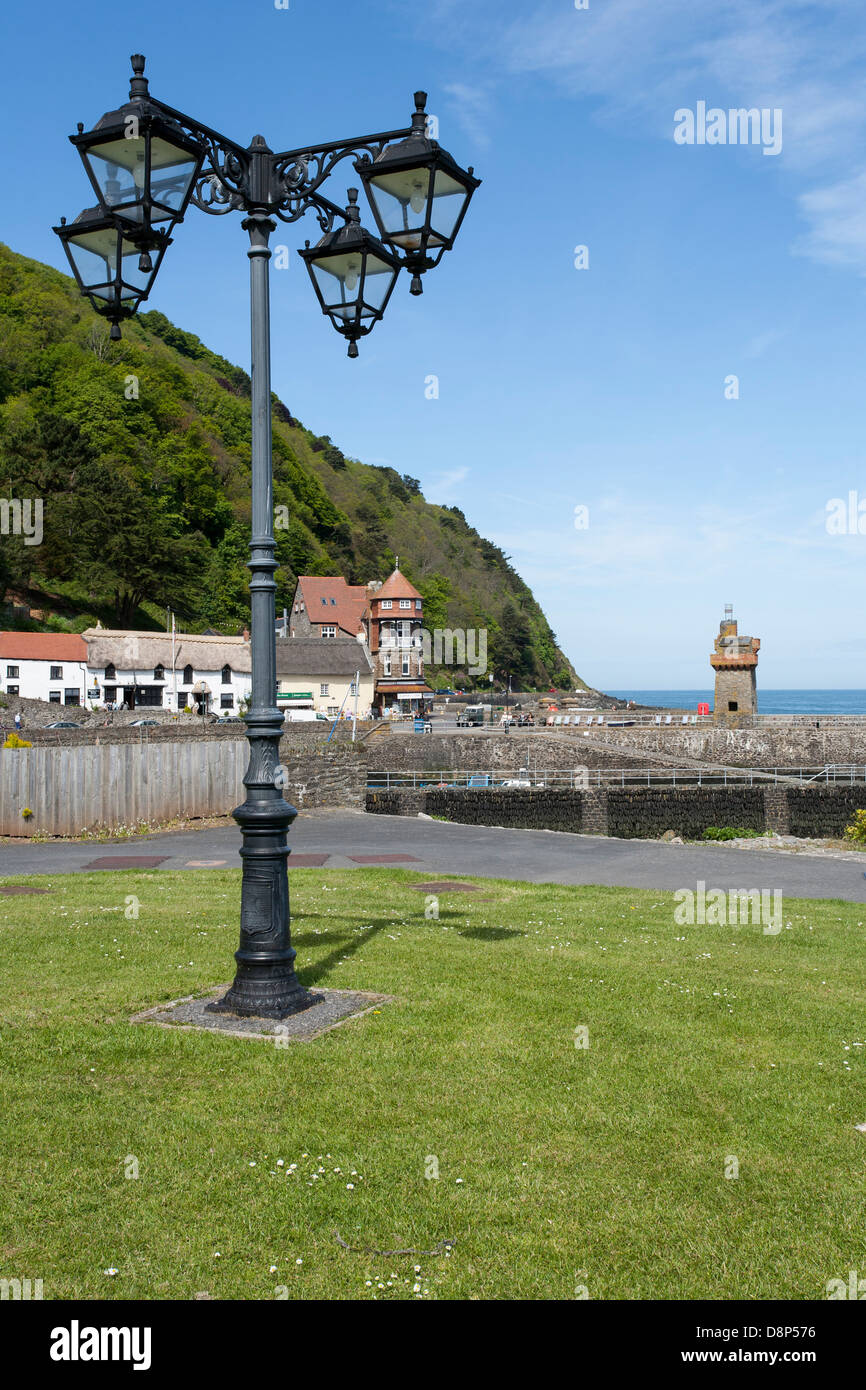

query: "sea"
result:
(607, 690), (866, 716)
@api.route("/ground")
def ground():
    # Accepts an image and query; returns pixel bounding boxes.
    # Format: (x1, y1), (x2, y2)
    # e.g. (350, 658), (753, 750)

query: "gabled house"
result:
(275, 635), (374, 717)
(0, 632), (89, 706)
(288, 576), (369, 640)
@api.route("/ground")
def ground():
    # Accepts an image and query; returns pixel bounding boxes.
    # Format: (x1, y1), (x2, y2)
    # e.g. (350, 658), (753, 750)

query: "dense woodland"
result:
(0, 244), (579, 690)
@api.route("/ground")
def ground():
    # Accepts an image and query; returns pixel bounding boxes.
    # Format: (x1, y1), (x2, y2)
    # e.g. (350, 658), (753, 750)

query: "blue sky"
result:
(2, 0), (865, 688)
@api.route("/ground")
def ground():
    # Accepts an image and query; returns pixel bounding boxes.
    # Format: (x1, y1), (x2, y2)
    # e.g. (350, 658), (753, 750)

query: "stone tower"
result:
(710, 605), (760, 721)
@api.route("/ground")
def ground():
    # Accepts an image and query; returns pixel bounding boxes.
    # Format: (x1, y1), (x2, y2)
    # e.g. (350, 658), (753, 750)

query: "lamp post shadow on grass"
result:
(290, 907), (474, 988)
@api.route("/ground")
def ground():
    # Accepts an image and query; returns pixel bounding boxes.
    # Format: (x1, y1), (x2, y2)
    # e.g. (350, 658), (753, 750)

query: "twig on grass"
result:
(334, 1229), (455, 1257)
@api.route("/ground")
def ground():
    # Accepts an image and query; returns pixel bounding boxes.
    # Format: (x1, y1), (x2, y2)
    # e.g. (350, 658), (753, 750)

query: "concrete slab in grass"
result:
(131, 986), (395, 1042)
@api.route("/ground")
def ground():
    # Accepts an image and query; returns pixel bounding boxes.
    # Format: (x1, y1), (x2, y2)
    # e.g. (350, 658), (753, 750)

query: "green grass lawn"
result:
(1, 867), (865, 1300)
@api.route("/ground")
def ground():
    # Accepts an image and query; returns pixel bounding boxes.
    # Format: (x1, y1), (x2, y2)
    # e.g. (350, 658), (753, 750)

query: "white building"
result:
(82, 629), (252, 714)
(0, 633), (89, 706)
(275, 635), (374, 718)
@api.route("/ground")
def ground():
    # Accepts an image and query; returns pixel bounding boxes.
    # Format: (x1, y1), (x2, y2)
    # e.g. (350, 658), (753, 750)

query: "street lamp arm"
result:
(145, 93), (249, 162)
(273, 185), (345, 233)
(270, 126), (412, 167)
(269, 133), (409, 223)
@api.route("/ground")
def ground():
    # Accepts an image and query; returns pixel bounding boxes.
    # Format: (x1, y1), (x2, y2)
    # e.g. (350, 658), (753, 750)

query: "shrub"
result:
(3, 733), (32, 749)
(844, 809), (866, 845)
(701, 826), (763, 841)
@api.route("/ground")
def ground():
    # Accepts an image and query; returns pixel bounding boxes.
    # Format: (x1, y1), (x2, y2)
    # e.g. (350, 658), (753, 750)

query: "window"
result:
(6, 665), (18, 678)
(331, 597), (336, 606)
(321, 626), (337, 638)
(402, 658), (410, 676)
(400, 599), (411, 609)
(383, 655), (391, 676)
(104, 687), (116, 703)
(349, 680), (357, 696)
(50, 665), (63, 680)
(381, 599), (392, 609)
(728, 701), (738, 712)
(220, 693), (234, 710)
(153, 664), (164, 681)
(49, 691), (61, 703)
(381, 624), (394, 646)
(7, 685), (18, 696)
(221, 665), (232, 684)
(64, 689), (81, 706)
(182, 665), (193, 686)
(105, 663), (116, 681)
(135, 687), (163, 708)
(321, 597), (327, 606)
(320, 683), (330, 697)
(415, 600), (422, 610)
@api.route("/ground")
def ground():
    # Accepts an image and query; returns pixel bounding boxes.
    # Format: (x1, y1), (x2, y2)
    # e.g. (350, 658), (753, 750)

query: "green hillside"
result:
(0, 243), (580, 690)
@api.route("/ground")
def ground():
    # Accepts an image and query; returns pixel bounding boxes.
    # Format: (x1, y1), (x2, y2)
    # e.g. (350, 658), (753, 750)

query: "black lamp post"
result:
(54, 55), (480, 1019)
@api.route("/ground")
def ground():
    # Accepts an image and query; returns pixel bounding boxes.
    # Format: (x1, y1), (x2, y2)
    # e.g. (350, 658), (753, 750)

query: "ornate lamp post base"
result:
(207, 965), (314, 1020)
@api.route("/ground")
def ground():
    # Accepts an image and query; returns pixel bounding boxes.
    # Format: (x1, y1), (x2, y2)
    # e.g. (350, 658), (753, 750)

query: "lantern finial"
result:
(130, 55), (149, 100)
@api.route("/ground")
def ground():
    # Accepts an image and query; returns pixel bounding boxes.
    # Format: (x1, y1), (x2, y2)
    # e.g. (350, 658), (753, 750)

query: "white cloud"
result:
(794, 169), (866, 272)
(443, 82), (493, 151)
(426, 465), (468, 503)
(423, 0), (866, 274)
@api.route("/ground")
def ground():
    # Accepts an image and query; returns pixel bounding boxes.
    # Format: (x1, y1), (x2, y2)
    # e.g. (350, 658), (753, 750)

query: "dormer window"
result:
(222, 665), (232, 684)
(105, 663), (116, 681)
(153, 664), (165, 681)
(182, 665), (193, 686)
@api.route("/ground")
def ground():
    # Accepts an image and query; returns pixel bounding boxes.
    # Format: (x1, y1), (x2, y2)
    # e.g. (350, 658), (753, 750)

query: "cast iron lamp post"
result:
(54, 55), (480, 1019)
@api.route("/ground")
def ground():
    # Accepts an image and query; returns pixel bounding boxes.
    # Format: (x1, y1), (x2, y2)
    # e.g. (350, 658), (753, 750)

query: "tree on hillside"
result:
(48, 459), (208, 626)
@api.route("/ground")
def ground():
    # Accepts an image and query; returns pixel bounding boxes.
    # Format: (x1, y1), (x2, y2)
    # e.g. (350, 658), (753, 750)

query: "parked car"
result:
(215, 715), (244, 724)
(284, 709), (329, 723)
(130, 718), (160, 727)
(500, 778), (531, 788)
(46, 720), (81, 729)
(456, 705), (486, 727)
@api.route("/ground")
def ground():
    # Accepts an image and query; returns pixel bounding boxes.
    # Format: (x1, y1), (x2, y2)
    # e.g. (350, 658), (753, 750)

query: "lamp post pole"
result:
(54, 56), (479, 1018)
(210, 204), (312, 1018)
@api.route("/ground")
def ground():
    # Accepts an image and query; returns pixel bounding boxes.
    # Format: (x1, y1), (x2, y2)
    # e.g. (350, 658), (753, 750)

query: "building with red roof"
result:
(288, 566), (432, 715)
(0, 632), (88, 706)
(288, 577), (369, 640)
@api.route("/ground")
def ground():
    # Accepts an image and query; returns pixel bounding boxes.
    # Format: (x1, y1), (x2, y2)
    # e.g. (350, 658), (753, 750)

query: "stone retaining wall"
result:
(578, 724), (866, 769)
(366, 783), (866, 841)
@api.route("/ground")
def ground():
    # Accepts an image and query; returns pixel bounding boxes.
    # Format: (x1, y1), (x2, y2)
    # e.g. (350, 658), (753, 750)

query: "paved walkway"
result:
(1, 810), (865, 901)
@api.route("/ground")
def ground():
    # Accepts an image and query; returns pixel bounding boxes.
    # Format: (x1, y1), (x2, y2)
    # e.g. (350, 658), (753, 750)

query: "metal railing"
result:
(367, 765), (866, 791)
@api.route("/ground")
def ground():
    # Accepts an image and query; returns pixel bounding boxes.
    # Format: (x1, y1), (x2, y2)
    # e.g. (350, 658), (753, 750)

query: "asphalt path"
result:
(1, 810), (864, 902)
